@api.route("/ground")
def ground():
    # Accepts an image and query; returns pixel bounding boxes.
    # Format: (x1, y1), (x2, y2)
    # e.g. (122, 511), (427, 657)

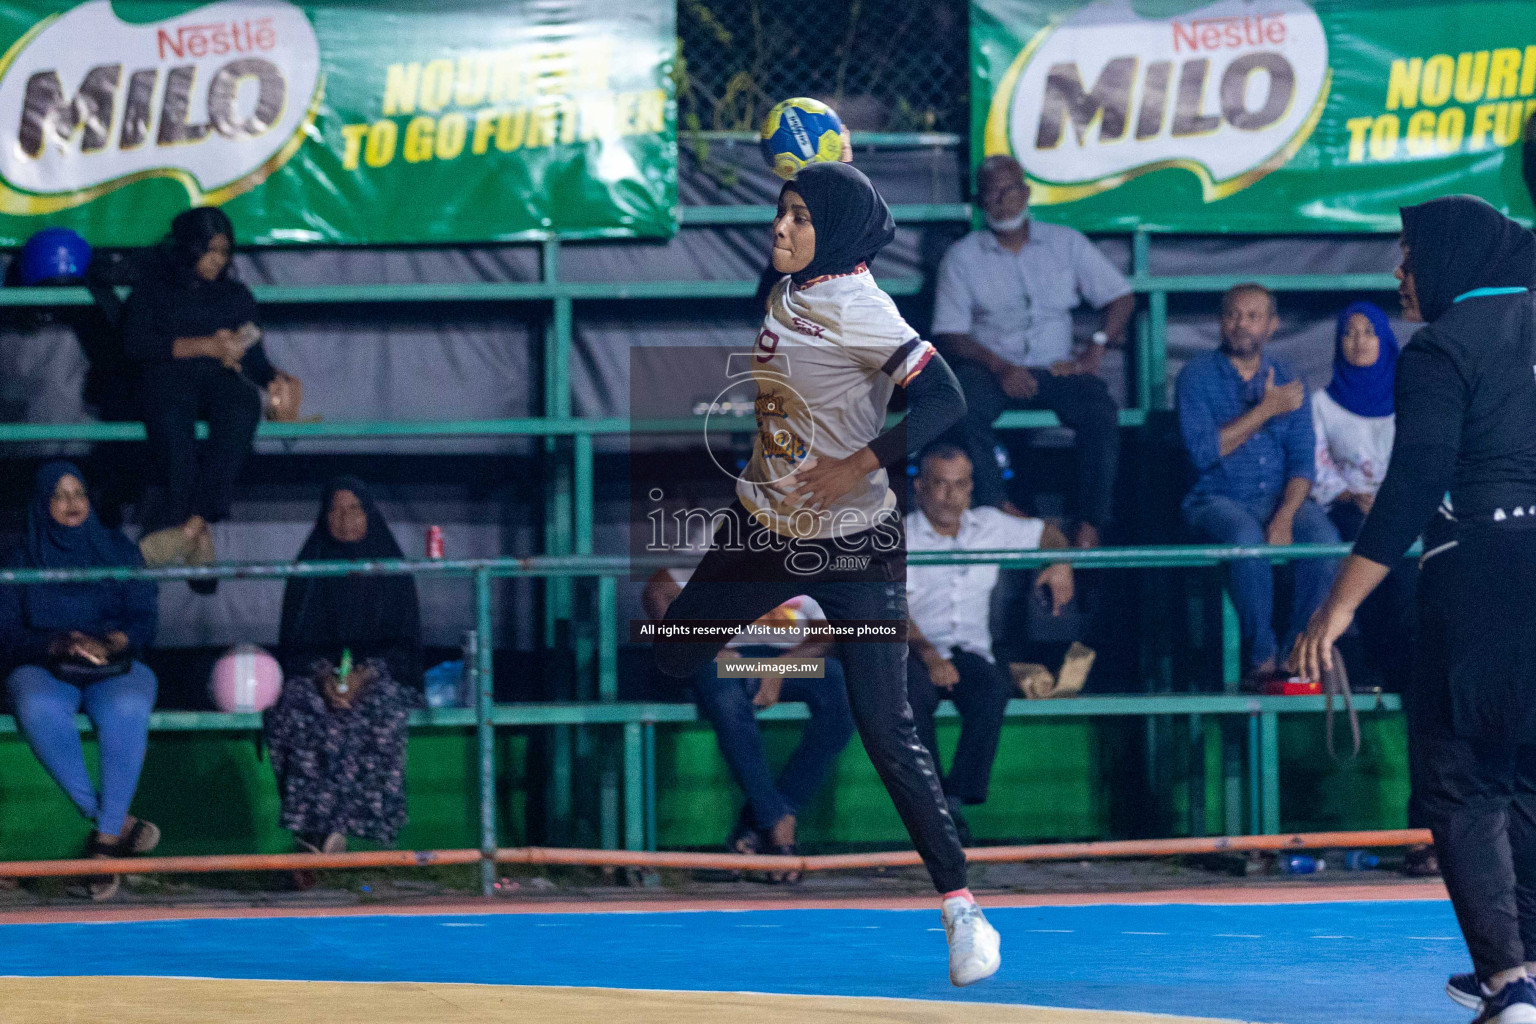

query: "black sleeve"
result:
(867, 347), (966, 468)
(226, 284), (275, 385)
(119, 288), (173, 363)
(240, 340), (277, 387)
(1353, 339), (1466, 566)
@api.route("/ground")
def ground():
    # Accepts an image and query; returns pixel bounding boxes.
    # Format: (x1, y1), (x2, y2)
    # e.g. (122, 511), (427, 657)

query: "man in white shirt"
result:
(932, 155), (1135, 548)
(906, 444), (1074, 839)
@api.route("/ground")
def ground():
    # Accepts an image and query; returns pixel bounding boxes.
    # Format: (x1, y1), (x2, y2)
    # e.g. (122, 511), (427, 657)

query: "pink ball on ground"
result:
(209, 644), (283, 713)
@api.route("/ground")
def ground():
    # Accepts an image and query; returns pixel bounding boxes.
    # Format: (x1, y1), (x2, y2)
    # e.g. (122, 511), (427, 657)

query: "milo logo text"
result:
(0, 0), (321, 211)
(986, 0), (1329, 204)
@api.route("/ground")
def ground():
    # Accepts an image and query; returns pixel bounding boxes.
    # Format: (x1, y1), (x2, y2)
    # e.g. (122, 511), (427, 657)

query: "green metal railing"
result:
(0, 542), (1394, 891)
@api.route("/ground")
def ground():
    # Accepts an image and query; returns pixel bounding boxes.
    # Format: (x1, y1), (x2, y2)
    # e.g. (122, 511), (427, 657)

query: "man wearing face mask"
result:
(932, 155), (1135, 548)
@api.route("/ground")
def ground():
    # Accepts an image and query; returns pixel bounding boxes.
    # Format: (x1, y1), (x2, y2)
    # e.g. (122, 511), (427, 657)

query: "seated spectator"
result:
(643, 569), (852, 880)
(1177, 284), (1340, 683)
(932, 154), (1135, 548)
(905, 444), (1074, 842)
(122, 207), (301, 586)
(0, 462), (160, 900)
(266, 478), (422, 872)
(1313, 301), (1416, 686)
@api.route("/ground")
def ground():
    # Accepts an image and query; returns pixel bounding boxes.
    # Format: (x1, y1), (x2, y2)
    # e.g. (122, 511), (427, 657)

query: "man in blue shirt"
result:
(1176, 284), (1340, 681)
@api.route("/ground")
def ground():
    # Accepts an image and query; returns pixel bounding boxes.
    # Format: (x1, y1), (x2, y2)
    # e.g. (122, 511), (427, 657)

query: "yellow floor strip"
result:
(0, 976), (1267, 1024)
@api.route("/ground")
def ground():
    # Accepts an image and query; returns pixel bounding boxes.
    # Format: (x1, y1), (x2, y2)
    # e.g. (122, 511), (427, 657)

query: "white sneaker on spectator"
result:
(942, 896), (1001, 986)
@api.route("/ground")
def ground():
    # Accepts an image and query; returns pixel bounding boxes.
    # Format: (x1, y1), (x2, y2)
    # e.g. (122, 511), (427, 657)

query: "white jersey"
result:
(735, 265), (936, 541)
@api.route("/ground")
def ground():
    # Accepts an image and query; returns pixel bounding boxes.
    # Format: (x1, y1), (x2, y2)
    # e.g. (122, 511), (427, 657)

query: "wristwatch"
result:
(1091, 330), (1110, 346)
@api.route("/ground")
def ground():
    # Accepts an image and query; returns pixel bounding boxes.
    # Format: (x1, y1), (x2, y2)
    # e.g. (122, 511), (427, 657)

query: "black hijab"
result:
(1400, 195), (1536, 322)
(278, 477), (421, 681)
(783, 162), (896, 285)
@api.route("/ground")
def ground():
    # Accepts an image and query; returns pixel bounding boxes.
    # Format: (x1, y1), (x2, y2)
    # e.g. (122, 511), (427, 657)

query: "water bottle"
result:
(1342, 850), (1380, 871)
(994, 444), (1015, 481)
(1277, 853), (1326, 875)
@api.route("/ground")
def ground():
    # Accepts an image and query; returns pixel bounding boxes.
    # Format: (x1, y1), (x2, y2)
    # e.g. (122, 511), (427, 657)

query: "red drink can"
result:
(426, 525), (444, 560)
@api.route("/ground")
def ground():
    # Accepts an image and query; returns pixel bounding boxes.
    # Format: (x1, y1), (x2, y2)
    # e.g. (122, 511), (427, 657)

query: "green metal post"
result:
(600, 759), (620, 851)
(1132, 230), (1153, 414)
(1260, 711), (1281, 834)
(574, 435), (596, 702)
(1187, 713), (1205, 838)
(598, 576), (617, 701)
(1222, 718), (1243, 837)
(1149, 289), (1169, 410)
(1220, 586), (1241, 691)
(541, 238), (576, 844)
(1247, 713), (1261, 837)
(623, 722), (644, 851)
(475, 568), (495, 896)
(574, 433), (593, 553)
(643, 721), (657, 851)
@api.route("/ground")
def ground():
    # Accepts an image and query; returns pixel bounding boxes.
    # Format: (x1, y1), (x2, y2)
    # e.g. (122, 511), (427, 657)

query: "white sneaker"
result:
(942, 896), (1001, 986)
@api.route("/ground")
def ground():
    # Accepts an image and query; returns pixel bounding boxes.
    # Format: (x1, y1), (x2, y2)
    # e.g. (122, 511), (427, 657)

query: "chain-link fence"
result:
(677, 0), (968, 135)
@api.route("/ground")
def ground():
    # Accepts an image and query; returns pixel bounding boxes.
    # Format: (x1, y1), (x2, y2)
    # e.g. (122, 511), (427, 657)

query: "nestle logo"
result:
(156, 18), (277, 60)
(1171, 13), (1286, 53)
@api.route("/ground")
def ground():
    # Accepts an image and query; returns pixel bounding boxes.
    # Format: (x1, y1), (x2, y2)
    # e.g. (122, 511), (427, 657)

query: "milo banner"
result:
(0, 0), (676, 246)
(974, 0), (1536, 232)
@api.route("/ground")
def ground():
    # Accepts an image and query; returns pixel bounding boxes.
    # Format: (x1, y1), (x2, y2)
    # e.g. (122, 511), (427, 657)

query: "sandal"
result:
(85, 832), (120, 902)
(1403, 843), (1440, 877)
(116, 816), (161, 856)
(764, 842), (802, 885)
(724, 821), (762, 882)
(292, 832), (347, 890)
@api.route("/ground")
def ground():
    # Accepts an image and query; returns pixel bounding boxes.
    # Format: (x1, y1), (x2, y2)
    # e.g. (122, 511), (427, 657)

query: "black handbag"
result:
(49, 652), (133, 686)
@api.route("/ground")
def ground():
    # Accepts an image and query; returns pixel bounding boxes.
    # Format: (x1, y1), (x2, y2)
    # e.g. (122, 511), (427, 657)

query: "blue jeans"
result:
(1183, 495), (1340, 671)
(5, 662), (157, 836)
(692, 647), (854, 832)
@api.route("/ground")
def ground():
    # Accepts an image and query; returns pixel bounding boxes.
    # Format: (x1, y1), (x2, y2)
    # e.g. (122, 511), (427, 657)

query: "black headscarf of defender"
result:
(1400, 194), (1536, 323)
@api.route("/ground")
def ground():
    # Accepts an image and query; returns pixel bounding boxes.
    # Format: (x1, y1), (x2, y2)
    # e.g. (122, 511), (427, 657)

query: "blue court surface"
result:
(0, 899), (1472, 1022)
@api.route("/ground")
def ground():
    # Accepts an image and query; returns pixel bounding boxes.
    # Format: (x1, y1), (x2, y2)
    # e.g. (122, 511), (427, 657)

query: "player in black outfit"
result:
(1293, 195), (1536, 1023)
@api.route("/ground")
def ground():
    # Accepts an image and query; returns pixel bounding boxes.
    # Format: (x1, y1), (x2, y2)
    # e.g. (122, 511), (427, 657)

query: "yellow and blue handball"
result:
(759, 97), (845, 180)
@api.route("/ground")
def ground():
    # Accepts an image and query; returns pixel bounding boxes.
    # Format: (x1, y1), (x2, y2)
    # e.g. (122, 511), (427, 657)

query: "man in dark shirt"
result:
(1176, 284), (1339, 682)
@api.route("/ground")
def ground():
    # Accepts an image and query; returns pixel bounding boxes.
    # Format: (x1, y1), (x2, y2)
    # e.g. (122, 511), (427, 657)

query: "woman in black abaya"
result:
(266, 478), (423, 855)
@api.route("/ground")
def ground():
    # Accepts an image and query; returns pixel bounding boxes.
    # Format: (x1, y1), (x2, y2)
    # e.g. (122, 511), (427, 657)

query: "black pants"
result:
(1411, 720), (1536, 980)
(907, 649), (1012, 805)
(951, 358), (1120, 528)
(654, 503), (968, 893)
(1411, 522), (1536, 981)
(139, 358), (262, 525)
